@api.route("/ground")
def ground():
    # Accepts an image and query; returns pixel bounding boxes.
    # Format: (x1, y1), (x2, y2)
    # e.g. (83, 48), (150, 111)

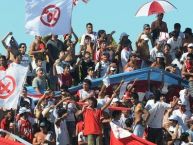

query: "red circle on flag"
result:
(40, 5), (61, 27)
(0, 76), (16, 99)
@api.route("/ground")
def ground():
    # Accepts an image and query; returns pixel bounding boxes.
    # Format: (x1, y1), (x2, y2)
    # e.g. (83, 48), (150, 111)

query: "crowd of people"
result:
(0, 13), (193, 145)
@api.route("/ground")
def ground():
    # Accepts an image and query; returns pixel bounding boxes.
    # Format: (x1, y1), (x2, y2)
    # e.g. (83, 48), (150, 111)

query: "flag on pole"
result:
(25, 0), (73, 36)
(0, 63), (28, 109)
(110, 122), (156, 145)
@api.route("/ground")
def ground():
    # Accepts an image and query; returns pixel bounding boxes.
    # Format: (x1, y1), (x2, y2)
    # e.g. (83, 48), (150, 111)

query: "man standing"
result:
(151, 13), (168, 45)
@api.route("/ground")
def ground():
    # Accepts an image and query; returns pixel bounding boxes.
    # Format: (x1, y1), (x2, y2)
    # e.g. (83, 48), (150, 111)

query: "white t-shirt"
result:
(150, 47), (161, 62)
(112, 119), (125, 129)
(78, 131), (87, 143)
(80, 32), (97, 45)
(167, 37), (182, 59)
(180, 52), (188, 63)
(55, 120), (70, 145)
(121, 48), (131, 67)
(66, 103), (77, 122)
(172, 58), (183, 70)
(95, 61), (110, 77)
(77, 89), (95, 101)
(145, 100), (171, 128)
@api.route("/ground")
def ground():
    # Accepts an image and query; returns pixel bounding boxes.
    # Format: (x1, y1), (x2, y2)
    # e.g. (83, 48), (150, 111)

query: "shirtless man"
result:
(33, 122), (55, 145)
(133, 103), (150, 138)
(181, 53), (193, 96)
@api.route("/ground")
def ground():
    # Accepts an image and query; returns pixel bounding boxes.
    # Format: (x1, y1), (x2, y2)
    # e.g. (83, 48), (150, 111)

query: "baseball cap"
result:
(184, 28), (192, 35)
(120, 32), (129, 40)
(40, 121), (46, 127)
(156, 52), (164, 58)
(143, 24), (150, 29)
(168, 114), (179, 122)
(36, 67), (43, 72)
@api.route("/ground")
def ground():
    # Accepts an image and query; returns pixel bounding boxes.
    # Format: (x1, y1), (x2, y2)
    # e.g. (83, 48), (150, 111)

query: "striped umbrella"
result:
(135, 0), (176, 17)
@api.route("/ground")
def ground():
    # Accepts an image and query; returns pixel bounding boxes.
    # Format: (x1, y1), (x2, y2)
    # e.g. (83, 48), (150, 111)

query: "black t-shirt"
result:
(47, 39), (65, 62)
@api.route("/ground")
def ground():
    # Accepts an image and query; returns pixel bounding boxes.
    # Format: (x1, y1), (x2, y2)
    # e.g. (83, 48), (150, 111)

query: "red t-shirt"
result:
(0, 118), (10, 130)
(83, 108), (102, 135)
(18, 119), (32, 141)
(76, 121), (84, 134)
(61, 73), (73, 87)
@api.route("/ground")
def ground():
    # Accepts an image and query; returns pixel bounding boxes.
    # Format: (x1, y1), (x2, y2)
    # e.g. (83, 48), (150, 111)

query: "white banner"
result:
(0, 63), (28, 109)
(25, 0), (73, 36)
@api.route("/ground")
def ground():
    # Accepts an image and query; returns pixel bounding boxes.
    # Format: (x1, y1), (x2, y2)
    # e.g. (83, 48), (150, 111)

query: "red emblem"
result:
(0, 76), (16, 99)
(40, 5), (61, 27)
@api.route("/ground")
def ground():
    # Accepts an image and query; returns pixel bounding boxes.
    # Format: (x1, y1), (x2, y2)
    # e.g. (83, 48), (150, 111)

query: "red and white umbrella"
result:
(135, 0), (176, 17)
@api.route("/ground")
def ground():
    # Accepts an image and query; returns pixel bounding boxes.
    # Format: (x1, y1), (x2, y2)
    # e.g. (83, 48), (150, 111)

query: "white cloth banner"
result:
(110, 122), (132, 139)
(0, 63), (28, 109)
(25, 0), (73, 36)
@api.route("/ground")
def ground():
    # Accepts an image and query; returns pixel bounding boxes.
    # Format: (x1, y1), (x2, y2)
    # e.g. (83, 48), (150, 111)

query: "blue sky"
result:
(0, 0), (192, 55)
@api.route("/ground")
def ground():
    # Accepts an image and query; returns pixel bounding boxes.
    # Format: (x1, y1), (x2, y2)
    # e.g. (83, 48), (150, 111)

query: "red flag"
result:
(110, 122), (156, 145)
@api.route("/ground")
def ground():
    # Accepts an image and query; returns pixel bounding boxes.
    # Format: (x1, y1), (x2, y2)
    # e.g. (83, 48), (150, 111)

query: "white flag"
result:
(25, 0), (73, 36)
(0, 63), (28, 109)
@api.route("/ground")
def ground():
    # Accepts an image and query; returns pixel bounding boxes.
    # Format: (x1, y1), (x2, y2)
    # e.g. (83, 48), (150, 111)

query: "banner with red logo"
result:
(0, 63), (28, 109)
(25, 0), (73, 36)
(110, 122), (156, 145)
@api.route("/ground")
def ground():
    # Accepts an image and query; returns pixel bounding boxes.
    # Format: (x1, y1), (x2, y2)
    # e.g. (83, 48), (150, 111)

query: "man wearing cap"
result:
(17, 107), (32, 142)
(116, 32), (132, 70)
(121, 39), (132, 67)
(151, 52), (165, 69)
(32, 66), (48, 94)
(180, 43), (193, 63)
(183, 28), (193, 46)
(172, 100), (192, 132)
(165, 114), (183, 145)
(33, 121), (55, 145)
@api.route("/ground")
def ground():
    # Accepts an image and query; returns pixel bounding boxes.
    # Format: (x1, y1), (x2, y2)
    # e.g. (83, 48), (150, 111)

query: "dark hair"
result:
(130, 93), (139, 101)
(154, 90), (161, 103)
(18, 43), (26, 48)
(83, 79), (92, 87)
(122, 39), (131, 47)
(175, 49), (182, 59)
(35, 58), (43, 64)
(125, 118), (133, 128)
(23, 86), (27, 91)
(98, 30), (106, 38)
(187, 53), (193, 60)
(86, 23), (93, 27)
(85, 35), (91, 40)
(87, 97), (98, 108)
(164, 43), (171, 49)
(57, 108), (67, 118)
(174, 23), (181, 29)
(112, 110), (122, 119)
(0, 55), (6, 60)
